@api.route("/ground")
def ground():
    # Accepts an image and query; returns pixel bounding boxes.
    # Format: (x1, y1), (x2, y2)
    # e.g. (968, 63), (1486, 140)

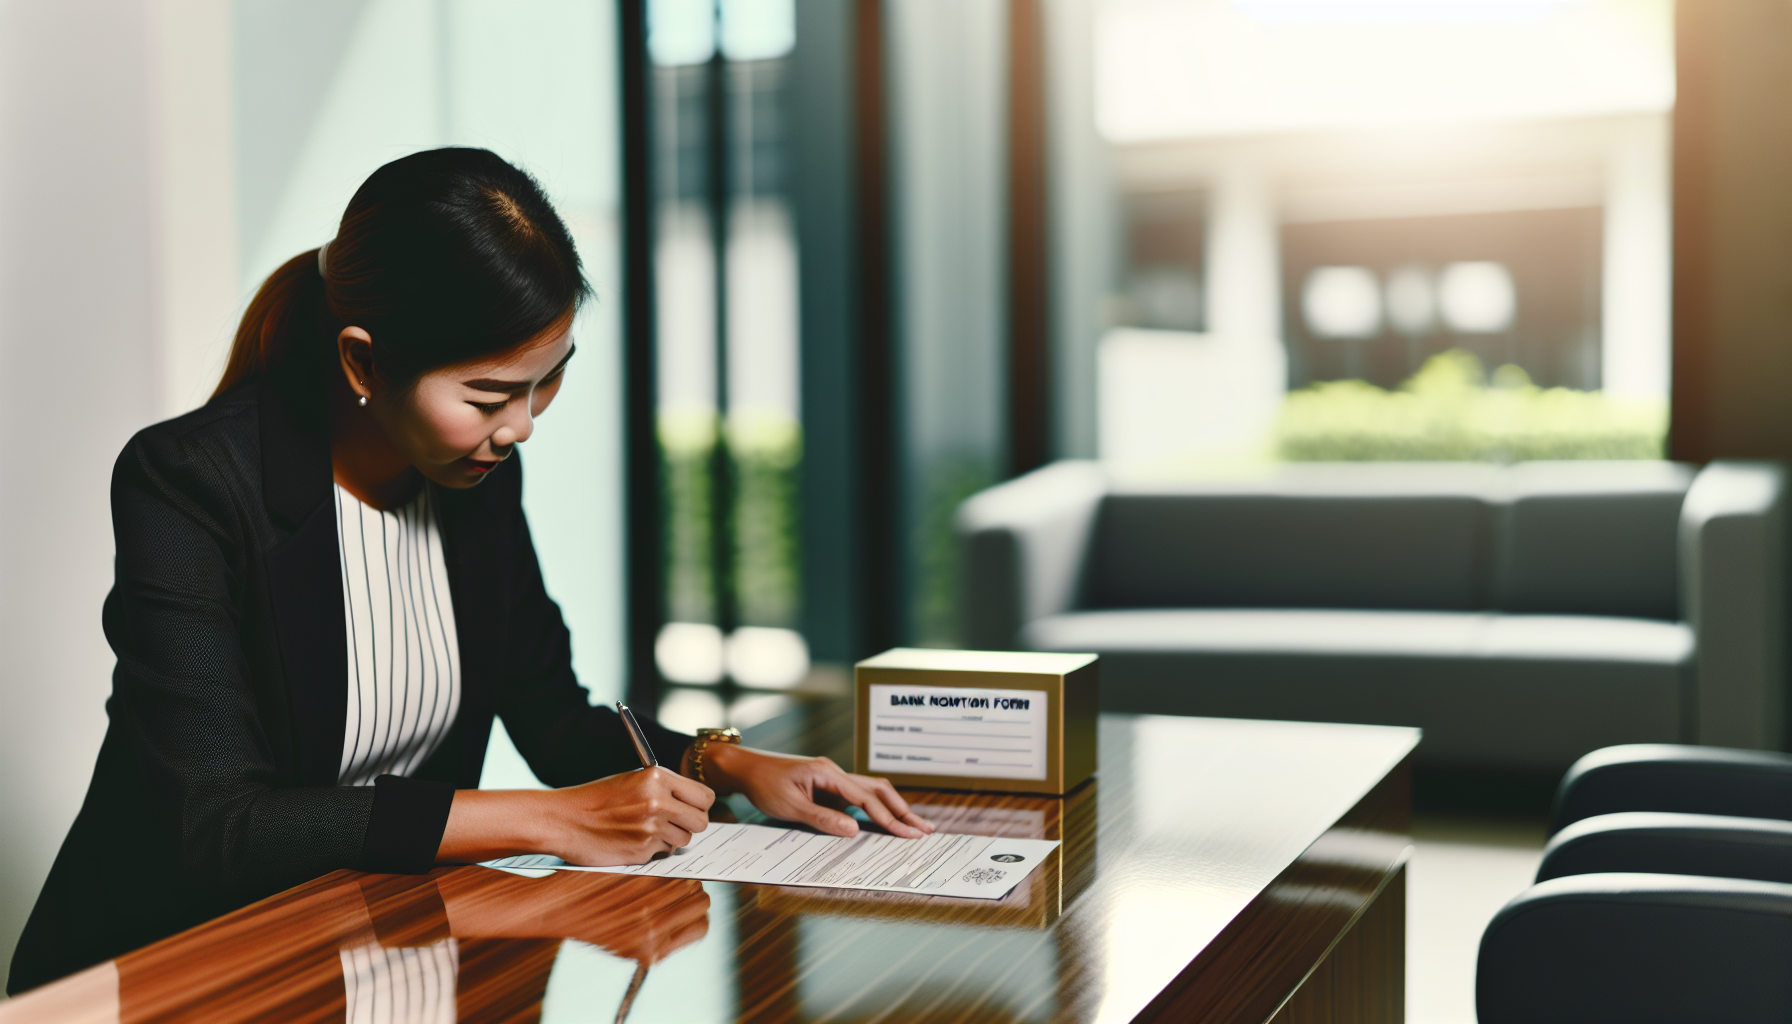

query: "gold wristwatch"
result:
(689, 727), (742, 785)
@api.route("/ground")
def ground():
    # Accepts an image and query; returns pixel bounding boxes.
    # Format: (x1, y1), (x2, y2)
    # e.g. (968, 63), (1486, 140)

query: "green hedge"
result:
(658, 410), (802, 630)
(1276, 350), (1667, 462)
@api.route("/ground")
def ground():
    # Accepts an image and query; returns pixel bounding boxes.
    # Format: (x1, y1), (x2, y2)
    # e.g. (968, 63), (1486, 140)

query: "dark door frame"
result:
(622, 0), (904, 703)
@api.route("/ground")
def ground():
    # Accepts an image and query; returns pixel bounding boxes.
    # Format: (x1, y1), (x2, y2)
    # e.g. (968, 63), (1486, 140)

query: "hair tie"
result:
(317, 240), (331, 278)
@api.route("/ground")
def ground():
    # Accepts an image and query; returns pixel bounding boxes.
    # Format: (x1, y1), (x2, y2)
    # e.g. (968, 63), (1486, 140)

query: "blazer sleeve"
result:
(106, 430), (385, 909)
(492, 475), (689, 787)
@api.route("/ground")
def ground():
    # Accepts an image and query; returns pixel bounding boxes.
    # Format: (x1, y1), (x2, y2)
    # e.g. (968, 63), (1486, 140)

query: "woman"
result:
(8, 148), (930, 995)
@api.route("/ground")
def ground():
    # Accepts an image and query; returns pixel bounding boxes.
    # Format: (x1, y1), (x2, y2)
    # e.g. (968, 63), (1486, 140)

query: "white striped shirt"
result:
(340, 939), (458, 1024)
(334, 483), (462, 787)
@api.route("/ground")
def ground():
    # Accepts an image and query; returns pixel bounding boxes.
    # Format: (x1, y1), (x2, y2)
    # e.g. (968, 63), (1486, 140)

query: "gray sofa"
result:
(957, 460), (1788, 771)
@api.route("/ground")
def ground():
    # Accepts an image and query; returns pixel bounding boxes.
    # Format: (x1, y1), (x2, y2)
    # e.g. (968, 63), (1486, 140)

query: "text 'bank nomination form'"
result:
(867, 683), (1048, 782)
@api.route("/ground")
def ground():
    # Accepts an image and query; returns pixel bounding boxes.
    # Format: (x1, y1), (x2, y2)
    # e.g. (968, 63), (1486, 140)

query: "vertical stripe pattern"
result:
(335, 484), (461, 787)
(340, 939), (459, 1024)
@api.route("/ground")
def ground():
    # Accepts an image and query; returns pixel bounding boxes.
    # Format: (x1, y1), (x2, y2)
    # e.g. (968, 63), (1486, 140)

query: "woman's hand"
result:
(546, 767), (716, 865)
(699, 744), (935, 839)
(439, 767), (714, 866)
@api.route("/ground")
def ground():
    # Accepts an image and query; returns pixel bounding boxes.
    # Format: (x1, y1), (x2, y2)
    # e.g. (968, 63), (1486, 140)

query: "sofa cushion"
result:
(1085, 464), (1502, 612)
(1497, 462), (1693, 620)
(1024, 609), (1693, 770)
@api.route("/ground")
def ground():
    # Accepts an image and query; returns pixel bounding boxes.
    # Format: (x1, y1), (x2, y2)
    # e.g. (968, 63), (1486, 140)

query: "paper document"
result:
(867, 683), (1049, 781)
(481, 822), (1058, 901)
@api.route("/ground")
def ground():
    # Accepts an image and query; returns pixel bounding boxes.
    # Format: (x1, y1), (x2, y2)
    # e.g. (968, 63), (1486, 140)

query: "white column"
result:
(1045, 0), (1118, 460)
(1205, 160), (1282, 343)
(1601, 115), (1671, 402)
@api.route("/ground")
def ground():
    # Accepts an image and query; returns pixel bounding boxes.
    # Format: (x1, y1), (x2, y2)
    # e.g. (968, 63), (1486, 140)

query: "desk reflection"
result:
(0, 870), (710, 1024)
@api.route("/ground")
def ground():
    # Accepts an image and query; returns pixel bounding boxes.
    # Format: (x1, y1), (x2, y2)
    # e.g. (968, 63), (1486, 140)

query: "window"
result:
(646, 0), (809, 724)
(1093, 0), (1674, 470)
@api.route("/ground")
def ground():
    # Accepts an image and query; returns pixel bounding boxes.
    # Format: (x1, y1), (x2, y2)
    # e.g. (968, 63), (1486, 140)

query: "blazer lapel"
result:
(258, 381), (349, 788)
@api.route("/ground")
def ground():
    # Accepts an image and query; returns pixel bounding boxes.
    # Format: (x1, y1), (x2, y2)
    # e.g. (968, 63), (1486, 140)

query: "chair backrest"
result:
(1081, 461), (1693, 618)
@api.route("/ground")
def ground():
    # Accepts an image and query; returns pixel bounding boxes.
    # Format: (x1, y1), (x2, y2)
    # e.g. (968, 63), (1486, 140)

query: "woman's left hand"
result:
(699, 745), (936, 839)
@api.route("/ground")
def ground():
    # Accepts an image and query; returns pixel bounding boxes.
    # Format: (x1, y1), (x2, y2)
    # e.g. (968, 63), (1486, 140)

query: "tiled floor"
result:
(1407, 815), (1549, 1024)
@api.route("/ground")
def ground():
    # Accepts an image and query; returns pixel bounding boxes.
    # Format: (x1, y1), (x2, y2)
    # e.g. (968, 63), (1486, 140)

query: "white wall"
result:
(155, 0), (241, 416)
(0, 0), (630, 992)
(0, 0), (166, 993)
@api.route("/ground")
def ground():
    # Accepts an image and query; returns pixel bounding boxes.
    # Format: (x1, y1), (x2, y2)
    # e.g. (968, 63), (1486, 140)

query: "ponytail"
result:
(211, 248), (329, 400)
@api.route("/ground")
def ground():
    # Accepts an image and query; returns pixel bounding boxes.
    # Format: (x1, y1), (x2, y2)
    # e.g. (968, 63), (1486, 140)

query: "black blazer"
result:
(8, 378), (685, 995)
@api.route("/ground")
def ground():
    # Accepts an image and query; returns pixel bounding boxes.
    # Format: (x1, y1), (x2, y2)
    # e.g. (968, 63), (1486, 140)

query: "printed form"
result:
(482, 823), (1058, 900)
(866, 683), (1049, 781)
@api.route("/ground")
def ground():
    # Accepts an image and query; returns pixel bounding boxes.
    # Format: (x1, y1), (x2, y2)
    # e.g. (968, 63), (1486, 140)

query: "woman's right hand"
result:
(546, 767), (715, 866)
(437, 767), (715, 866)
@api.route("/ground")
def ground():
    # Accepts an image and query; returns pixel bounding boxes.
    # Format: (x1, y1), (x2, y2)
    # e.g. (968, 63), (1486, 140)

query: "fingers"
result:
(896, 808), (935, 833)
(655, 767), (716, 812)
(630, 767), (710, 838)
(657, 821), (694, 851)
(857, 774), (935, 834)
(813, 771), (926, 839)
(650, 789), (711, 844)
(662, 806), (704, 844)
(614, 768), (712, 854)
(789, 798), (862, 838)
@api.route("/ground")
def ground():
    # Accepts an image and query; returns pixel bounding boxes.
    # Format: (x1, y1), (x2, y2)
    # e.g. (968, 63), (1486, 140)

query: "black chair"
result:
(1476, 744), (1792, 1024)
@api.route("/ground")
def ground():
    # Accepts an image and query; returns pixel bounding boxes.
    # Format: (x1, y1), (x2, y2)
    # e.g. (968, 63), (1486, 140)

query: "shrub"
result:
(1276, 350), (1667, 462)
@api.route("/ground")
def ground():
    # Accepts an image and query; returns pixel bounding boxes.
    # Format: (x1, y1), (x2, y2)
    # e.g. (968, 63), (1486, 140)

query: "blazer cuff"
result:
(359, 775), (455, 873)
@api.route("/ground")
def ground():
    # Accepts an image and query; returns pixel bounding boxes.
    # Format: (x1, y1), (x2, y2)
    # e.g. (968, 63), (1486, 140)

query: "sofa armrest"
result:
(1537, 811), (1792, 884)
(1550, 744), (1792, 832)
(1477, 873), (1792, 1024)
(1681, 460), (1788, 750)
(956, 461), (1106, 650)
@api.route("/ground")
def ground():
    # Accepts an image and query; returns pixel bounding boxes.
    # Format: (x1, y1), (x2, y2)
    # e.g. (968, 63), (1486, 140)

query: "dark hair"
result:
(213, 147), (588, 400)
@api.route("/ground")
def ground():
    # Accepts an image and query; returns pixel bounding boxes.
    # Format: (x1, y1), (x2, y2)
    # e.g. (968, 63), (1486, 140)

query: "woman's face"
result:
(344, 317), (575, 490)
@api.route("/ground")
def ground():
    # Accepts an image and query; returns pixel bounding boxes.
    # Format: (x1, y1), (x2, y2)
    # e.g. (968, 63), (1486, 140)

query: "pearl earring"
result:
(357, 395), (368, 408)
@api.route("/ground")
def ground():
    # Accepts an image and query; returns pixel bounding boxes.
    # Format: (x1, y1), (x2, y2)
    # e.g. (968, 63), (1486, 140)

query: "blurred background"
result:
(4, 0), (1792, 1016)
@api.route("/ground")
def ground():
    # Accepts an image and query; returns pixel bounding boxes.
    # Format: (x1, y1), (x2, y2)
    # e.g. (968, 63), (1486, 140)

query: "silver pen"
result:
(615, 701), (659, 768)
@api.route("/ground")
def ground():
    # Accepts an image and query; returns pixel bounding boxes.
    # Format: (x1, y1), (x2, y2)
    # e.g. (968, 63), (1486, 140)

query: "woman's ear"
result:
(336, 327), (376, 400)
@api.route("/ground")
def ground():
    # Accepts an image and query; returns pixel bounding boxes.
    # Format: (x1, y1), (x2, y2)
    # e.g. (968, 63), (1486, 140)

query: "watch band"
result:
(689, 727), (742, 786)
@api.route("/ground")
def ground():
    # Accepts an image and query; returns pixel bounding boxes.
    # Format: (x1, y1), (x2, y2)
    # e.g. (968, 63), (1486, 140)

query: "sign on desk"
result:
(866, 683), (1049, 782)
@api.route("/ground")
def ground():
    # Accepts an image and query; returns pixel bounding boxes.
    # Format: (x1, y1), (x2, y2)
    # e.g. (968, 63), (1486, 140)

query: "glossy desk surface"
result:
(1, 706), (1417, 1024)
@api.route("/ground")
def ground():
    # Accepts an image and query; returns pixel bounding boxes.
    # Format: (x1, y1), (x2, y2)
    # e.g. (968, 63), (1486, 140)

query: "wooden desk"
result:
(0, 706), (1417, 1024)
